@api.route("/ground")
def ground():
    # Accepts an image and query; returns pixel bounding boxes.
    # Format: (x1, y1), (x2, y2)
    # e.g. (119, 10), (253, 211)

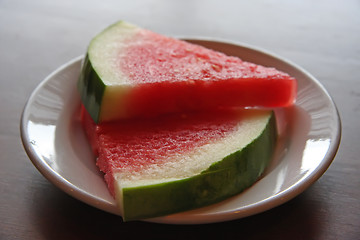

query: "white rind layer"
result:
(88, 21), (140, 121)
(88, 21), (138, 86)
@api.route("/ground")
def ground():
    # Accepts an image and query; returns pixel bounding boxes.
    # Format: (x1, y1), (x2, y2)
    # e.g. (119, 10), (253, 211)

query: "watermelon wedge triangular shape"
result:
(78, 21), (296, 123)
(81, 106), (277, 221)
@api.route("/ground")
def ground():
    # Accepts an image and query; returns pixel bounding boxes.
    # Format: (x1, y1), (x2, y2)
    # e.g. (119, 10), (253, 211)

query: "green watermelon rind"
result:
(78, 21), (136, 123)
(120, 112), (277, 221)
(78, 55), (105, 123)
(78, 21), (129, 123)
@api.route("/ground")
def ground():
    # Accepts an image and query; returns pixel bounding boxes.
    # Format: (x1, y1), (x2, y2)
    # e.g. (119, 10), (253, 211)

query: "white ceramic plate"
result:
(20, 39), (341, 224)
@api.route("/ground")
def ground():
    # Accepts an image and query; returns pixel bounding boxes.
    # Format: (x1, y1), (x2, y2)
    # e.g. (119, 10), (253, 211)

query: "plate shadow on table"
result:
(29, 180), (324, 240)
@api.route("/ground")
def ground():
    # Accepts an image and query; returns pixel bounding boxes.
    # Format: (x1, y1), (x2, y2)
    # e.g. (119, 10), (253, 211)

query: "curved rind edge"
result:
(120, 112), (276, 221)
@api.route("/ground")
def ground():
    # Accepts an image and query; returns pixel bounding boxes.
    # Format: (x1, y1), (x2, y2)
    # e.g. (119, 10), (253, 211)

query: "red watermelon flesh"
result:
(119, 30), (296, 117)
(81, 105), (243, 196)
(79, 21), (297, 122)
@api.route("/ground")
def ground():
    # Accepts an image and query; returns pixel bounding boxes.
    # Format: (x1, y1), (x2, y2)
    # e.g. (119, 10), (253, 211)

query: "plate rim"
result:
(20, 39), (341, 224)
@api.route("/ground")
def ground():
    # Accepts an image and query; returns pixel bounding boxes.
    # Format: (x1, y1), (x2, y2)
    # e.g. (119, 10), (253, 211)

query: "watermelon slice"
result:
(78, 21), (297, 123)
(81, 106), (277, 221)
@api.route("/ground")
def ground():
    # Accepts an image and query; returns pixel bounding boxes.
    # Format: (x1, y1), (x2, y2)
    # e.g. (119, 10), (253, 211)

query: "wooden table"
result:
(1, 0), (359, 239)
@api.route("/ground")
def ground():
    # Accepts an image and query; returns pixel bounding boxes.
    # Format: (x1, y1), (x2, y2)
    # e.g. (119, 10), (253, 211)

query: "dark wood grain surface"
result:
(1, 0), (359, 239)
